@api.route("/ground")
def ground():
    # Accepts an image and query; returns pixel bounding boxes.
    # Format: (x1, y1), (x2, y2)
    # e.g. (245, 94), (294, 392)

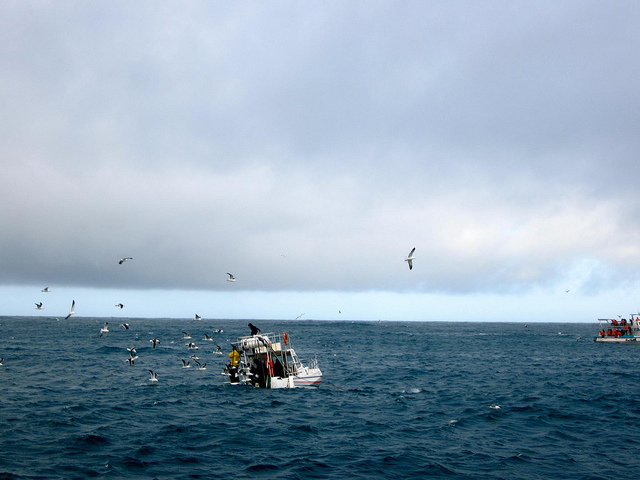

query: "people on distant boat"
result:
(248, 323), (261, 336)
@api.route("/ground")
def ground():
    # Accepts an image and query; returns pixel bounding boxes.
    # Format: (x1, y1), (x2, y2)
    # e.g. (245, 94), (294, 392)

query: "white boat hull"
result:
(594, 336), (640, 343)
(292, 368), (323, 386)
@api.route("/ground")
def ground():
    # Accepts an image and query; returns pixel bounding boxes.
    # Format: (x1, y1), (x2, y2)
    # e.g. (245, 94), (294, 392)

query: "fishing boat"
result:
(595, 314), (640, 342)
(222, 331), (322, 388)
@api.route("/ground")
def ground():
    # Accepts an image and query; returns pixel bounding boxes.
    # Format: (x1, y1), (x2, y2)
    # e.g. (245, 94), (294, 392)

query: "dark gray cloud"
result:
(2, 1), (640, 297)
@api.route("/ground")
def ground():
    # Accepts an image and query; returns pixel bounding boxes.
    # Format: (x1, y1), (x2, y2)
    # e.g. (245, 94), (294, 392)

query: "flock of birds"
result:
(95, 322), (226, 384)
(31, 249), (419, 317)
(15, 256), (237, 384)
(32, 257), (243, 317)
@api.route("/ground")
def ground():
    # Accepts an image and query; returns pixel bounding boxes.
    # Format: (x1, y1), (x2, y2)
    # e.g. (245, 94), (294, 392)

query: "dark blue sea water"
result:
(1, 318), (639, 479)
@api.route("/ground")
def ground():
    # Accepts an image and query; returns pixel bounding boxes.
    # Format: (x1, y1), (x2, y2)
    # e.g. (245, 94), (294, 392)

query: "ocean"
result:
(0, 317), (638, 479)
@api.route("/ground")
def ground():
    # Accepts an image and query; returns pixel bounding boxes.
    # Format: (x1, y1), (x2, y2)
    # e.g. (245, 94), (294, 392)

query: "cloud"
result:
(2, 1), (640, 301)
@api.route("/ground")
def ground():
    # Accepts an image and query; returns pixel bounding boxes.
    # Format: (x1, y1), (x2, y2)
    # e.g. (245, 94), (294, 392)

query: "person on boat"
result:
(228, 345), (240, 367)
(225, 345), (241, 383)
(250, 358), (267, 388)
(272, 357), (285, 377)
(248, 323), (261, 336)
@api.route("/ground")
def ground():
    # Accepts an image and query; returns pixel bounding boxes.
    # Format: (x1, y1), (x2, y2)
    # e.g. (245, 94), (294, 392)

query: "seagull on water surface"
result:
(35, 302), (43, 310)
(119, 257), (133, 265)
(148, 370), (158, 382)
(181, 359), (191, 368)
(150, 338), (160, 348)
(0, 358), (3, 366)
(194, 360), (207, 370)
(65, 300), (75, 319)
(405, 247), (416, 270)
(226, 273), (236, 282)
(489, 404), (502, 410)
(182, 332), (191, 339)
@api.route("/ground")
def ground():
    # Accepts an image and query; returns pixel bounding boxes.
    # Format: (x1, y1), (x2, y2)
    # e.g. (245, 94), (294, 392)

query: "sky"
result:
(1, 1), (640, 322)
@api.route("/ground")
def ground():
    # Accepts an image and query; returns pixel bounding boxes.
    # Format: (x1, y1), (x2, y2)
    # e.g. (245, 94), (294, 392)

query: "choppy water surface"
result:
(1, 318), (639, 479)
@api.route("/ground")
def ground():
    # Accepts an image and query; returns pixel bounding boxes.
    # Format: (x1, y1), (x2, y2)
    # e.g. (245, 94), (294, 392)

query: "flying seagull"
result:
(35, 302), (44, 310)
(405, 247), (416, 270)
(121, 323), (130, 330)
(41, 287), (51, 293)
(0, 358), (3, 366)
(65, 300), (75, 319)
(115, 303), (124, 309)
(148, 370), (158, 382)
(100, 322), (109, 337)
(194, 314), (202, 321)
(295, 313), (305, 320)
(119, 257), (133, 264)
(150, 338), (160, 348)
(226, 272), (236, 282)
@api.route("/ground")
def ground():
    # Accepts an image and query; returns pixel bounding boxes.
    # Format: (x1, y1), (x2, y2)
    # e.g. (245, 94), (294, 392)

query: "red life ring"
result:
(283, 332), (288, 345)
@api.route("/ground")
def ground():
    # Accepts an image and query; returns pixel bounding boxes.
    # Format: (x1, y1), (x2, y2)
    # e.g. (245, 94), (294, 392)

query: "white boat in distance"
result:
(595, 314), (640, 343)
(223, 331), (322, 388)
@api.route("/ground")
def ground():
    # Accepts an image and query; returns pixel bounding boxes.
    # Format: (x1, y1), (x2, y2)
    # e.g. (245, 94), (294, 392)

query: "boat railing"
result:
(306, 356), (319, 370)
